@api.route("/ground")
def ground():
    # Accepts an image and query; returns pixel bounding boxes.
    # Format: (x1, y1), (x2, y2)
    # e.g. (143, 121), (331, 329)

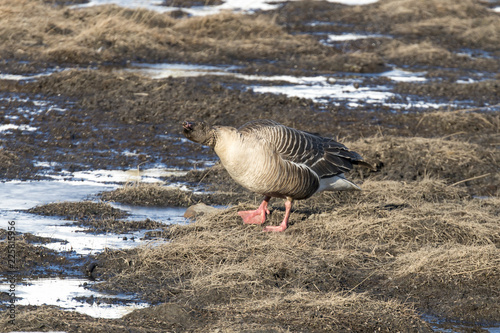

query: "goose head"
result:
(182, 121), (216, 147)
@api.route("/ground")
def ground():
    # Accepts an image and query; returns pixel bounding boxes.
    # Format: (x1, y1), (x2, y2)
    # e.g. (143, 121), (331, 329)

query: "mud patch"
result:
(25, 201), (171, 234)
(99, 180), (247, 206)
(0, 232), (74, 277)
(162, 0), (223, 7)
(28, 201), (129, 220)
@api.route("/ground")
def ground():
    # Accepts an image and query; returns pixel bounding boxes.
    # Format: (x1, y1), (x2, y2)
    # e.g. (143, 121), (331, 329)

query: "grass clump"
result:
(0, 0), (329, 66)
(385, 244), (500, 323)
(28, 201), (128, 220)
(91, 185), (500, 327)
(349, 136), (500, 192)
(99, 182), (239, 207)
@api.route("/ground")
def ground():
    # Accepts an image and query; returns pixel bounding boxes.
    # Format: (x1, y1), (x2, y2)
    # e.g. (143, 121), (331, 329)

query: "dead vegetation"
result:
(1, 0), (500, 331)
(28, 201), (128, 220)
(350, 135), (500, 195)
(88, 185), (499, 330)
(86, 124), (500, 329)
(0, 237), (70, 277)
(0, 0), (336, 68)
(0, 148), (18, 174)
(99, 183), (242, 206)
(274, 0), (500, 71)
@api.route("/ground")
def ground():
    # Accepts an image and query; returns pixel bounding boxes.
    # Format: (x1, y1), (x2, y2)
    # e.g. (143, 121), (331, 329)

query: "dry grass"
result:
(0, 148), (18, 170)
(200, 290), (428, 332)
(93, 179), (500, 325)
(0, 0), (325, 64)
(381, 40), (455, 64)
(385, 244), (500, 322)
(99, 183), (239, 206)
(27, 201), (128, 220)
(375, 0), (489, 21)
(349, 135), (500, 191)
(0, 1), (177, 62)
(99, 183), (194, 206)
(390, 244), (500, 282)
(393, 15), (500, 51)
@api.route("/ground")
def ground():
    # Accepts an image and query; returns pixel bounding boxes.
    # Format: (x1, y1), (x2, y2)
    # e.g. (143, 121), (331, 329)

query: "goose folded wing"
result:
(240, 120), (361, 179)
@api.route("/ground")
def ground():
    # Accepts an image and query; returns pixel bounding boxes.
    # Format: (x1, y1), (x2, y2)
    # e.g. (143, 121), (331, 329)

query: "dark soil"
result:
(162, 0), (224, 7)
(28, 201), (129, 220)
(0, 229), (83, 278)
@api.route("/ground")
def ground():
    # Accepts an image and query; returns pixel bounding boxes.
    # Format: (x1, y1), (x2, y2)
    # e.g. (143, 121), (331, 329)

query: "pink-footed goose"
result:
(182, 119), (373, 232)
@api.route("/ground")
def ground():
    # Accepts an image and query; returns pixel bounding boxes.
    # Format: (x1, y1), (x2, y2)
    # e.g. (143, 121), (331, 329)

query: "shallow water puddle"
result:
(0, 178), (184, 318)
(113, 203), (188, 224)
(322, 32), (390, 43)
(0, 173), (189, 255)
(124, 62), (452, 109)
(10, 277), (149, 319)
(1, 182), (132, 254)
(122, 62), (240, 79)
(47, 167), (188, 184)
(423, 314), (500, 333)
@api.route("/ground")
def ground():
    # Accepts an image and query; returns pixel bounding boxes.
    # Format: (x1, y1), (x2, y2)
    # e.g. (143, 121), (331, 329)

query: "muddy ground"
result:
(1, 0), (500, 332)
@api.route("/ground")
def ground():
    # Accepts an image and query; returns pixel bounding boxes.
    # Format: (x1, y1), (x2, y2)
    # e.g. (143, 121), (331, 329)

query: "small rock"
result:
(184, 203), (220, 219)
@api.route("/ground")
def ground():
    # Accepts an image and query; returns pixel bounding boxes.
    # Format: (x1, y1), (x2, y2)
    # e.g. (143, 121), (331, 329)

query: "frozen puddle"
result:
(47, 167), (188, 184)
(0, 177), (184, 319)
(252, 81), (393, 105)
(10, 277), (149, 319)
(0, 68), (63, 81)
(125, 62), (426, 83)
(0, 123), (38, 133)
(0, 178), (188, 255)
(124, 62), (440, 109)
(122, 63), (240, 79)
(73, 0), (282, 15)
(72, 0), (379, 16)
(323, 33), (389, 43)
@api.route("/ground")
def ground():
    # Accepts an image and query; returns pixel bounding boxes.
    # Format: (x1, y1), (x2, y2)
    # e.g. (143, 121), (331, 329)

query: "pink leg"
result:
(238, 196), (271, 225)
(263, 197), (293, 232)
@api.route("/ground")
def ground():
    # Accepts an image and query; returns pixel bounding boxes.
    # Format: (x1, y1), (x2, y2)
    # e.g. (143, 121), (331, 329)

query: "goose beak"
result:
(183, 121), (193, 131)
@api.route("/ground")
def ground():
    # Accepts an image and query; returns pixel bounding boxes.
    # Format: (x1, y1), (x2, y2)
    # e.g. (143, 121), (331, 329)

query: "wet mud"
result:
(1, 0), (500, 331)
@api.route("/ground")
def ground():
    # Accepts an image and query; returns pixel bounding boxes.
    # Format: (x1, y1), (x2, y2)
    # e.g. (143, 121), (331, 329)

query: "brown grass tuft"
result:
(92, 182), (500, 324)
(99, 183), (239, 206)
(0, 0), (326, 65)
(381, 40), (454, 65)
(376, 0), (489, 21)
(0, 148), (18, 171)
(385, 244), (500, 322)
(393, 15), (500, 51)
(28, 201), (128, 220)
(348, 136), (500, 189)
